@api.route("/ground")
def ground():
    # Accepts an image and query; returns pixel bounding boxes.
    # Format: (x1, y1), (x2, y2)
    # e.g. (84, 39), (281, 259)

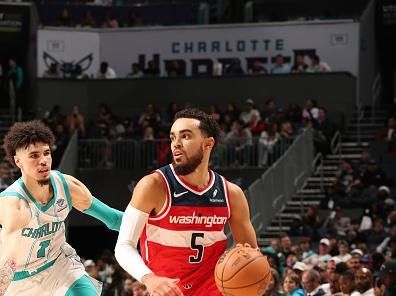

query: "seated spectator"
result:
(320, 184), (341, 210)
(303, 206), (322, 241)
(122, 277), (134, 296)
(248, 110), (265, 136)
(291, 55), (308, 73)
(0, 162), (14, 192)
(66, 105), (86, 137)
(84, 259), (100, 280)
(283, 273), (304, 296)
(334, 240), (352, 263)
(126, 63), (144, 78)
(80, 10), (96, 28)
(258, 123), (280, 167)
(52, 123), (69, 167)
(302, 98), (319, 122)
(328, 262), (348, 296)
(301, 270), (325, 296)
(262, 99), (277, 125)
(310, 238), (332, 267)
(300, 237), (318, 268)
(96, 61), (117, 79)
(56, 8), (74, 27)
(126, 9), (143, 27)
(361, 159), (386, 187)
(262, 268), (284, 296)
(363, 218), (387, 252)
(207, 105), (221, 123)
(102, 14), (119, 28)
(224, 120), (253, 166)
(131, 281), (148, 296)
(42, 63), (61, 78)
(279, 121), (294, 139)
(167, 60), (184, 77)
(72, 65), (89, 80)
(239, 99), (260, 125)
(224, 59), (244, 75)
(339, 270), (360, 296)
(355, 267), (374, 296)
(138, 103), (161, 129)
(271, 54), (291, 74)
(249, 60), (268, 74)
(328, 207), (351, 237)
(144, 60), (160, 77)
(307, 55), (331, 73)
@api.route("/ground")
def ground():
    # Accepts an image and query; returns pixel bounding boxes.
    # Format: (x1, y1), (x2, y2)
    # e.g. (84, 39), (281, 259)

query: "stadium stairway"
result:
(257, 105), (387, 247)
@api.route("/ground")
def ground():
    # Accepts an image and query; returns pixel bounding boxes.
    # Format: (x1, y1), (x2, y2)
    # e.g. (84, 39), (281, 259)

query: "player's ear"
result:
(205, 137), (215, 150)
(14, 156), (22, 169)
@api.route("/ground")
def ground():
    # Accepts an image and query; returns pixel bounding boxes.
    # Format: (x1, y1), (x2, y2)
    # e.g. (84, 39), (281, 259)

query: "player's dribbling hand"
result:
(142, 273), (184, 296)
(236, 243), (261, 252)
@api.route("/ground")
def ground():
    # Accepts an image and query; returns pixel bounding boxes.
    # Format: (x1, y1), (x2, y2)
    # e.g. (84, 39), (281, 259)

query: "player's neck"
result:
(179, 164), (211, 189)
(22, 176), (53, 205)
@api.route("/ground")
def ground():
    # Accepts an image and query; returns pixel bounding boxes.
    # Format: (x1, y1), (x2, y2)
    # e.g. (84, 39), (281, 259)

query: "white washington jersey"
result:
(0, 170), (72, 281)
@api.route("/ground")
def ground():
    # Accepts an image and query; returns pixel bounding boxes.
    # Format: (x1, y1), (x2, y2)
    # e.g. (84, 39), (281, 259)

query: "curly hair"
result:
(173, 108), (220, 147)
(3, 120), (55, 164)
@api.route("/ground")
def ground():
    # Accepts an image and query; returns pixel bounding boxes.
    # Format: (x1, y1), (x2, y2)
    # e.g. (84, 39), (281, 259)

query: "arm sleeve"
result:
(114, 205), (153, 282)
(83, 197), (123, 231)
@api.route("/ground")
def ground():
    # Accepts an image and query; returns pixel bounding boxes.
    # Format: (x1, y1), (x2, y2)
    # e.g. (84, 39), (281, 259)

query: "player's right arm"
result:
(115, 173), (183, 296)
(0, 198), (30, 296)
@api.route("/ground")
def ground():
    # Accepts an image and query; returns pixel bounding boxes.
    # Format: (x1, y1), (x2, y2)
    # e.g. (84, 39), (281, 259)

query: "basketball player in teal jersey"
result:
(0, 120), (123, 296)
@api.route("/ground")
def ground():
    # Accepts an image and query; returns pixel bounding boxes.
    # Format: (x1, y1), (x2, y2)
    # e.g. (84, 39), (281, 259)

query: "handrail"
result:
(312, 153), (324, 192)
(330, 131), (341, 159)
(371, 73), (382, 124)
(356, 103), (364, 144)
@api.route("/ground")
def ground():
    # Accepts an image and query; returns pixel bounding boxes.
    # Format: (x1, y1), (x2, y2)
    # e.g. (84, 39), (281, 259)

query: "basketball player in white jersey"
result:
(115, 108), (259, 296)
(0, 120), (123, 296)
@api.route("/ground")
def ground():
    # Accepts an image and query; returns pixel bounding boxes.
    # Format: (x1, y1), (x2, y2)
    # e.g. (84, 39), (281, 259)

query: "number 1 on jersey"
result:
(37, 240), (51, 258)
(189, 233), (204, 263)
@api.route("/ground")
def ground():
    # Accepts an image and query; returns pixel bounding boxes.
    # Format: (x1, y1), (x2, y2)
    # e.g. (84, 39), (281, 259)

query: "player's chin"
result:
(37, 177), (51, 186)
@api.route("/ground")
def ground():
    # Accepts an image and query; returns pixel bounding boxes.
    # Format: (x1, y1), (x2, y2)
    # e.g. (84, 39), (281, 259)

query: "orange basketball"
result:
(214, 246), (272, 296)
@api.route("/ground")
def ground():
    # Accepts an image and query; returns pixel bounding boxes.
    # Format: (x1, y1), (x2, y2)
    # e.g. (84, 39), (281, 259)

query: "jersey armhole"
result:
(148, 170), (171, 221)
(54, 170), (73, 211)
(221, 176), (232, 219)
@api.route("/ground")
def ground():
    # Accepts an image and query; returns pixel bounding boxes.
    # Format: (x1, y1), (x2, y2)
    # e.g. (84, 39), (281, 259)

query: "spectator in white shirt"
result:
(307, 55), (331, 73)
(96, 61), (117, 79)
(334, 240), (352, 263)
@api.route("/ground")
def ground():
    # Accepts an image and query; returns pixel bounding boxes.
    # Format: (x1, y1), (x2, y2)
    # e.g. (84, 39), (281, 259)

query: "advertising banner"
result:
(38, 21), (359, 77)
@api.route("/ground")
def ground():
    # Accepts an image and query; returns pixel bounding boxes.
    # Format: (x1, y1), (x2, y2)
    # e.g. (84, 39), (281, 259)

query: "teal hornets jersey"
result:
(0, 170), (72, 280)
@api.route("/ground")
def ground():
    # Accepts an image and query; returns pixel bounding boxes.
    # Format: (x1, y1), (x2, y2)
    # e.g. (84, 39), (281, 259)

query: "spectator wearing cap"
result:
(84, 259), (100, 280)
(240, 99), (259, 125)
(351, 248), (364, 259)
(376, 259), (396, 296)
(293, 262), (308, 279)
(302, 270), (326, 296)
(311, 239), (332, 267)
(355, 267), (374, 296)
(334, 240), (352, 263)
(361, 158), (386, 188)
(347, 255), (361, 271)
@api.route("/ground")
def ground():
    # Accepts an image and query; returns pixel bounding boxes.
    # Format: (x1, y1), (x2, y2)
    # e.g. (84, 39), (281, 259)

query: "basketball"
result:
(214, 246), (272, 296)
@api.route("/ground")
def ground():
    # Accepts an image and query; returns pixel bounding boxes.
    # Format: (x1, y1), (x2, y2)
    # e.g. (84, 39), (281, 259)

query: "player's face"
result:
(14, 142), (52, 186)
(170, 118), (211, 175)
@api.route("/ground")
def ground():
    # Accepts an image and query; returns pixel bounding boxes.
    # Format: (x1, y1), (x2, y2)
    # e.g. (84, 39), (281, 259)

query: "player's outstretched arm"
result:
(64, 174), (123, 231)
(227, 182), (258, 248)
(0, 198), (29, 295)
(115, 173), (184, 296)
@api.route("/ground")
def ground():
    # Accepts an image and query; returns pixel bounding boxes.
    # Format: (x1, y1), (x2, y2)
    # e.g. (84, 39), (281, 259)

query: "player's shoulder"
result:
(0, 196), (30, 230)
(224, 179), (244, 196)
(136, 171), (165, 190)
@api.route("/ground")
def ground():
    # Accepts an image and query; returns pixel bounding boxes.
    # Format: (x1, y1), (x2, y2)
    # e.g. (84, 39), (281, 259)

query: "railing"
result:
(78, 136), (295, 169)
(247, 128), (314, 233)
(331, 131), (342, 159)
(371, 73), (382, 123)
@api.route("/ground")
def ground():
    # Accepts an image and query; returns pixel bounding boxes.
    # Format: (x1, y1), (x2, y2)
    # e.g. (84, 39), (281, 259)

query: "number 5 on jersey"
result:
(189, 233), (204, 263)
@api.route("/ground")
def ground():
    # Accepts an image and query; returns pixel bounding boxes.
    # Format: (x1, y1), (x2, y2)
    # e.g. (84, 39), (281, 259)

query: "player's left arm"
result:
(227, 182), (258, 248)
(65, 174), (123, 231)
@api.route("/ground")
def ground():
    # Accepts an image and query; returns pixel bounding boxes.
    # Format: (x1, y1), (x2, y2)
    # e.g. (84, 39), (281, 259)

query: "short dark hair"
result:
(4, 120), (55, 165)
(173, 108), (220, 147)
